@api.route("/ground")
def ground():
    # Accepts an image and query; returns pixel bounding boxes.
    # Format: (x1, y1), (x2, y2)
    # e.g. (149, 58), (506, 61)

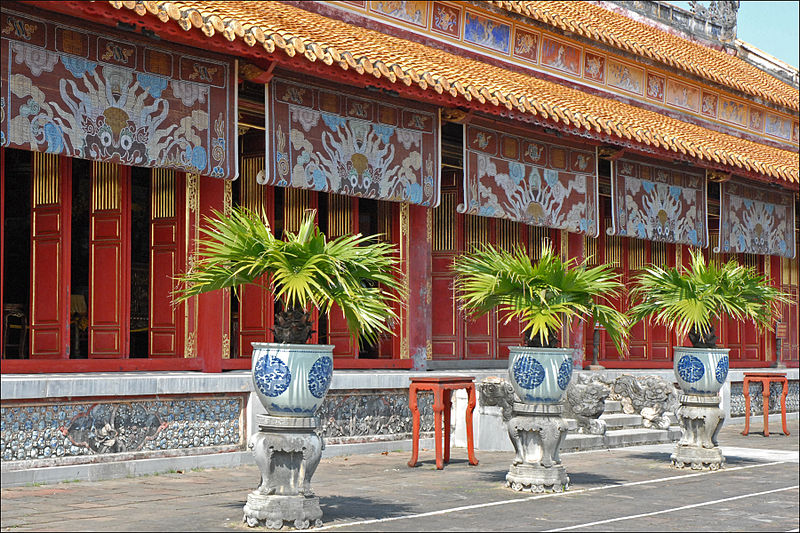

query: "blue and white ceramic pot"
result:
(673, 346), (730, 395)
(251, 343), (335, 417)
(508, 347), (574, 404)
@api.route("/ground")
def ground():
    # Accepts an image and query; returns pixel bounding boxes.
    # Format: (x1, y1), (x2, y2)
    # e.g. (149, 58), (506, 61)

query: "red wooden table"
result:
(407, 376), (479, 470)
(741, 372), (790, 437)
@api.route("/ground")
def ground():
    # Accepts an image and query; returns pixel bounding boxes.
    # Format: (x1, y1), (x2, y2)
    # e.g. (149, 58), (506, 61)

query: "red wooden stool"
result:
(741, 372), (790, 437)
(407, 376), (479, 469)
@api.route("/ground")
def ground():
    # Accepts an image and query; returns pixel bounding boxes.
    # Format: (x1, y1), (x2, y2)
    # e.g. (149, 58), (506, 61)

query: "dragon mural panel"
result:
(265, 76), (440, 207)
(609, 159), (708, 247)
(0, 8), (237, 179)
(460, 120), (599, 236)
(716, 178), (796, 258)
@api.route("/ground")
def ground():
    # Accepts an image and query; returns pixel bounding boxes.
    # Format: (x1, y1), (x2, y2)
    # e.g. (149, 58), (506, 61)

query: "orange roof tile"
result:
(111, 1), (799, 184)
(491, 1), (799, 113)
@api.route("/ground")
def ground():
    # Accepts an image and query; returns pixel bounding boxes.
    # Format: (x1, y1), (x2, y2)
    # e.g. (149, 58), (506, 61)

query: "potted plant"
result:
(453, 243), (629, 404)
(630, 248), (789, 396)
(174, 207), (404, 417)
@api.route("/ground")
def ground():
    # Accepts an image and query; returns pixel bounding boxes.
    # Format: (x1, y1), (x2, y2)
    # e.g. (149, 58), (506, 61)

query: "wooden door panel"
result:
(29, 153), (70, 358)
(328, 304), (355, 356)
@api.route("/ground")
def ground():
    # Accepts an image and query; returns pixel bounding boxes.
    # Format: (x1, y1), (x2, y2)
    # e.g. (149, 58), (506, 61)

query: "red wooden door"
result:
(326, 193), (357, 357)
(89, 162), (130, 358)
(237, 157), (274, 356)
(29, 153), (71, 358)
(149, 169), (185, 357)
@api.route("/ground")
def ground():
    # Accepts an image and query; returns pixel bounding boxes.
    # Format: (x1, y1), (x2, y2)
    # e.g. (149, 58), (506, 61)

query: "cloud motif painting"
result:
(609, 159), (707, 247)
(716, 179), (795, 258)
(460, 121), (599, 237)
(266, 77), (440, 207)
(0, 9), (237, 179)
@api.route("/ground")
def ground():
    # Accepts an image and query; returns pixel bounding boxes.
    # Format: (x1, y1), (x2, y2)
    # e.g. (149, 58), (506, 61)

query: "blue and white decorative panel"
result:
(508, 347), (572, 404)
(308, 357), (334, 399)
(1, 397), (243, 462)
(253, 355), (292, 398)
(672, 347), (729, 395)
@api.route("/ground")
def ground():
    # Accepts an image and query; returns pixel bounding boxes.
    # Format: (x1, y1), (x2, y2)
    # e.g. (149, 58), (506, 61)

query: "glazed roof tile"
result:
(112, 1), (799, 184)
(491, 1), (799, 112)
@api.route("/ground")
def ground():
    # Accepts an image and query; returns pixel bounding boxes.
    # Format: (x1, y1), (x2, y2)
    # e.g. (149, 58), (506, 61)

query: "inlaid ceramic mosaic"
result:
(461, 119), (599, 236)
(1, 397), (243, 462)
(265, 76), (440, 207)
(609, 159), (707, 247)
(730, 380), (799, 417)
(317, 390), (434, 445)
(716, 178), (796, 258)
(0, 8), (237, 179)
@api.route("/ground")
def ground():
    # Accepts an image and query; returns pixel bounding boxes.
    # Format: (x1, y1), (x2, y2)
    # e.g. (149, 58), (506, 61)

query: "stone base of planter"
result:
(671, 393), (725, 471)
(243, 493), (323, 530)
(671, 445), (725, 470)
(506, 463), (570, 493)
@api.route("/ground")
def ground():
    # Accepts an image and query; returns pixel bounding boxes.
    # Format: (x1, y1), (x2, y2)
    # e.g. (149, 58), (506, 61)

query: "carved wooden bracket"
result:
(442, 107), (471, 123)
(597, 146), (625, 161)
(239, 61), (277, 84)
(706, 169), (732, 182)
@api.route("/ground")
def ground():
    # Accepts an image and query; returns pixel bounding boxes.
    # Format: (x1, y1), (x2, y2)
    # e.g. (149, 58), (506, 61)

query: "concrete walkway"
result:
(2, 420), (798, 532)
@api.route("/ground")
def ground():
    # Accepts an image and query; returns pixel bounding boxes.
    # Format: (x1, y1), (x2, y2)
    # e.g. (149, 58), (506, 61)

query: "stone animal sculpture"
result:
(563, 374), (612, 435)
(248, 430), (324, 496)
(611, 374), (678, 430)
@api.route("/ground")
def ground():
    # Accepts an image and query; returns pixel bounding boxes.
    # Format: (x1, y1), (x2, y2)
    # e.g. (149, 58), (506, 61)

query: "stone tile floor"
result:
(1, 420), (797, 532)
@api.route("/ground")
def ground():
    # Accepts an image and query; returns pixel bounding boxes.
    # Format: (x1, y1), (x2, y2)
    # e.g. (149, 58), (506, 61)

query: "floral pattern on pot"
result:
(308, 356), (334, 399)
(677, 355), (705, 383)
(253, 355), (292, 398)
(715, 356), (729, 384)
(512, 355), (546, 389)
(557, 360), (573, 390)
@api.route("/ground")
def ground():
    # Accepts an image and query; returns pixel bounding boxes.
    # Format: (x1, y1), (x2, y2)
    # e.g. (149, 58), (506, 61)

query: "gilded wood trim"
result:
(92, 162), (120, 211)
(604, 218), (622, 267)
(529, 226), (551, 261)
(151, 169), (175, 219)
(432, 192), (455, 252)
(327, 193), (352, 238)
(240, 157), (266, 215)
(399, 202), (410, 359)
(465, 215), (488, 252)
(284, 188), (310, 233)
(650, 241), (666, 268)
(32, 153), (60, 207)
(496, 218), (520, 251)
(584, 235), (598, 265)
(628, 238), (646, 271)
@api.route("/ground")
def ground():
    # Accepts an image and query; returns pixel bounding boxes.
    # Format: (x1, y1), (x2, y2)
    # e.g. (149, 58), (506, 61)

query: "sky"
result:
(670, 1), (799, 68)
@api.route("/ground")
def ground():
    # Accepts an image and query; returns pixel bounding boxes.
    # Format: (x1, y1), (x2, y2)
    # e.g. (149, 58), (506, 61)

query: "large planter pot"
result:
(508, 347), (573, 404)
(673, 346), (730, 395)
(251, 342), (335, 417)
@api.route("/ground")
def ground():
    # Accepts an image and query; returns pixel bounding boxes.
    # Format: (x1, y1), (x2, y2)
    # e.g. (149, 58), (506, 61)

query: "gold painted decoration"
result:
(1, 8), (238, 179)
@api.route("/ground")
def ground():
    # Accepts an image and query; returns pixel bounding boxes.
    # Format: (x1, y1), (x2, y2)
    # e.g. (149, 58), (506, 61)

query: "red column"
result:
(567, 231), (585, 367)
(29, 153), (71, 358)
(405, 204), (432, 366)
(196, 175), (227, 372)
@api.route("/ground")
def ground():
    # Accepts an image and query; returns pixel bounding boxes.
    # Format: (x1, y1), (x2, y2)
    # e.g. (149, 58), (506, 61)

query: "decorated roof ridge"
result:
(109, 1), (799, 184)
(489, 1), (800, 113)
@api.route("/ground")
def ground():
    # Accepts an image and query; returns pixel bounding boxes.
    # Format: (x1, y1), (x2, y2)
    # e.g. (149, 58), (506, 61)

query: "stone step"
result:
(560, 427), (682, 453)
(603, 400), (622, 413)
(599, 413), (644, 429)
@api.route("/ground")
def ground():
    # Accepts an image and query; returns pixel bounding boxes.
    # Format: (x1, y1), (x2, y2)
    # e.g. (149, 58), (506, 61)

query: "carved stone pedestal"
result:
(243, 415), (324, 530)
(671, 394), (725, 470)
(504, 403), (569, 493)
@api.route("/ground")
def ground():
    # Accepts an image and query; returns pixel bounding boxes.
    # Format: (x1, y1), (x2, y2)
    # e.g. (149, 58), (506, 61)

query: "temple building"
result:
(1, 1), (797, 480)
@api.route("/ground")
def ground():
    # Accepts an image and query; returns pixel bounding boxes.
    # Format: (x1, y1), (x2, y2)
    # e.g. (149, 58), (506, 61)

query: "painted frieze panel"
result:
(665, 79), (700, 112)
(584, 51), (605, 83)
(748, 107), (764, 133)
(541, 36), (581, 76)
(431, 2), (461, 37)
(609, 159), (707, 247)
(719, 97), (748, 126)
(0, 9), (237, 179)
(464, 11), (511, 54)
(461, 120), (599, 236)
(701, 92), (718, 117)
(645, 72), (665, 101)
(266, 76), (440, 207)
(765, 113), (792, 140)
(716, 178), (796, 258)
(607, 59), (643, 95)
(369, 0), (428, 27)
(513, 28), (539, 63)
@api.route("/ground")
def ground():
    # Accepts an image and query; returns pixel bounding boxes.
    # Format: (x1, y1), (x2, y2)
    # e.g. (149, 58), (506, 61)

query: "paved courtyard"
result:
(2, 420), (798, 532)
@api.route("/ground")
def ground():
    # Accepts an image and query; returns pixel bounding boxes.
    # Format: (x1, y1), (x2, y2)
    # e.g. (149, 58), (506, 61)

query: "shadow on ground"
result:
(564, 471), (627, 487)
(321, 495), (415, 522)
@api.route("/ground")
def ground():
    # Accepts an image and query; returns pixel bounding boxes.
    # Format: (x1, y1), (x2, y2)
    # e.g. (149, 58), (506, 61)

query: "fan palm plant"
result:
(174, 207), (405, 346)
(629, 248), (789, 348)
(452, 243), (629, 352)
